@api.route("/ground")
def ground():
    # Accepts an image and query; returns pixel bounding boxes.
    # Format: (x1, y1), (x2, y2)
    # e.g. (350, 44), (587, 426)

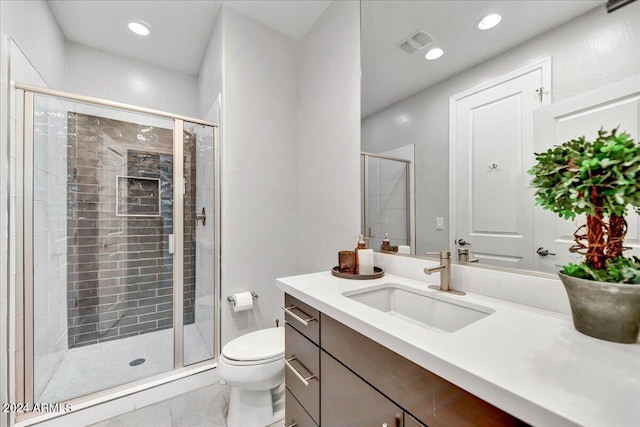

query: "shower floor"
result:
(38, 324), (213, 403)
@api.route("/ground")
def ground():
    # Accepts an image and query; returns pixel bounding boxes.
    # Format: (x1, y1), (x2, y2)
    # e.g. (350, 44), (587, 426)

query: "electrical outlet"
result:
(436, 218), (444, 230)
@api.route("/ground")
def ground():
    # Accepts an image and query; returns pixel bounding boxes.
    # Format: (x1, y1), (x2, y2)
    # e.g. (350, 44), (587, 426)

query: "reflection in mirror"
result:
(361, 0), (640, 272)
(361, 149), (415, 253)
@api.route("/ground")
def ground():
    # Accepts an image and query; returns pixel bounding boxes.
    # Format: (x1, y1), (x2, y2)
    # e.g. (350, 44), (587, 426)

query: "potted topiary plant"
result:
(529, 128), (640, 343)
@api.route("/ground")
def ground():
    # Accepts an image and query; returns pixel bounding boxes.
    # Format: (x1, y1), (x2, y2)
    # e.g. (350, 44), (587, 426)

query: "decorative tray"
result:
(331, 266), (384, 280)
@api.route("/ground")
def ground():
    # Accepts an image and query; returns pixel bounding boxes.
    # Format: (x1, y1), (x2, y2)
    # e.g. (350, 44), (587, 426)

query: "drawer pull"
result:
(284, 357), (316, 386)
(282, 305), (317, 326)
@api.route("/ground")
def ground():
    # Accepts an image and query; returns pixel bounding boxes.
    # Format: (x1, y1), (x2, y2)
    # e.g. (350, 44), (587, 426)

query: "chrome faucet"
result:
(424, 251), (465, 295)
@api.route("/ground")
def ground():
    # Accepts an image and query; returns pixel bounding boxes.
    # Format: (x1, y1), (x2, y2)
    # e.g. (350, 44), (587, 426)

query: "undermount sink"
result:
(343, 283), (494, 333)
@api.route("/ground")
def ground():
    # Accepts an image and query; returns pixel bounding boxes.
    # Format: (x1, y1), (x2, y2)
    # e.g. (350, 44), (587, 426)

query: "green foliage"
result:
(562, 256), (640, 284)
(528, 128), (640, 220)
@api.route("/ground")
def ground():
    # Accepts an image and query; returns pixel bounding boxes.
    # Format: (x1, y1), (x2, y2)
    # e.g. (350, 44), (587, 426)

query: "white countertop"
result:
(277, 271), (640, 427)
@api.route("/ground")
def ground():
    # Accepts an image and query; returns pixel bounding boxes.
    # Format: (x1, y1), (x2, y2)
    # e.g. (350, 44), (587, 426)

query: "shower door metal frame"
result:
(361, 151), (412, 246)
(17, 83), (221, 414)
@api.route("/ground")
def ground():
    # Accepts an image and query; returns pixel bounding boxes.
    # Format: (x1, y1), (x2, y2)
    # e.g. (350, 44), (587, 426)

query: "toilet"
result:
(217, 327), (285, 427)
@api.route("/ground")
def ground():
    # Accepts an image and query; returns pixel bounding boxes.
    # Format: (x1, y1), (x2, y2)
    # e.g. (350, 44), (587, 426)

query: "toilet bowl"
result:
(217, 327), (285, 427)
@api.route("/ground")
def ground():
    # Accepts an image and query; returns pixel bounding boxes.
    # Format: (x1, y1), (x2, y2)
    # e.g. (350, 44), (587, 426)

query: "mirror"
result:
(361, 0), (640, 272)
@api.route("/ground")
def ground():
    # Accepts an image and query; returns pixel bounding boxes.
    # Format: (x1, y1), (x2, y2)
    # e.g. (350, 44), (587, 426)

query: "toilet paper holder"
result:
(227, 292), (259, 306)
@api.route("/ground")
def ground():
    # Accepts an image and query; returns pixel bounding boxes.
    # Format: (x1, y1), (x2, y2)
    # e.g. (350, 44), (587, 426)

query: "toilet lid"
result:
(222, 327), (284, 362)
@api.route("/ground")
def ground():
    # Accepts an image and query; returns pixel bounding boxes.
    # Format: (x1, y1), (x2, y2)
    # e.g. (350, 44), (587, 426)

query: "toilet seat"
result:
(221, 327), (284, 365)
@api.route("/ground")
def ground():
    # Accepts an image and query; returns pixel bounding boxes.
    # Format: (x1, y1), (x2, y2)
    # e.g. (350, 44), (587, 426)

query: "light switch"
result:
(436, 218), (444, 230)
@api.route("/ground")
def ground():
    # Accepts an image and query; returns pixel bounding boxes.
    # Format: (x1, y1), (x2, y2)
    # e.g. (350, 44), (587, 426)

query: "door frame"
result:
(448, 58), (552, 256)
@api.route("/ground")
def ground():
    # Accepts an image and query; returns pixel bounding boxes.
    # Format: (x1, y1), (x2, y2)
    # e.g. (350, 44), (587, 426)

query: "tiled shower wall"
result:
(66, 113), (196, 348)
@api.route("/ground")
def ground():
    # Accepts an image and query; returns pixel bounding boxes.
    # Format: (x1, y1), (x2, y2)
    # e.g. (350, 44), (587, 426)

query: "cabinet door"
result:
(405, 413), (427, 427)
(321, 350), (403, 427)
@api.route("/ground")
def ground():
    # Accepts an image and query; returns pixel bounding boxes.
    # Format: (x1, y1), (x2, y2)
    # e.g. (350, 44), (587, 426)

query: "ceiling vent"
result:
(398, 30), (434, 54)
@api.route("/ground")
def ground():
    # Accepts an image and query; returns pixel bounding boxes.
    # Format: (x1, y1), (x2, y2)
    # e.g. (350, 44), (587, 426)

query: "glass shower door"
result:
(183, 121), (217, 366)
(27, 93), (177, 403)
(361, 153), (411, 251)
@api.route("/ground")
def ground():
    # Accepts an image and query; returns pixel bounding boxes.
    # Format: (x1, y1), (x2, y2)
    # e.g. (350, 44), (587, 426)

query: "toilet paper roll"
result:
(232, 292), (254, 312)
(358, 249), (374, 275)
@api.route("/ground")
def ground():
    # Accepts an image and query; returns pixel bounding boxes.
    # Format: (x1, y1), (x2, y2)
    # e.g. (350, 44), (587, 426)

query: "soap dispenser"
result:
(354, 234), (367, 274)
(381, 233), (391, 252)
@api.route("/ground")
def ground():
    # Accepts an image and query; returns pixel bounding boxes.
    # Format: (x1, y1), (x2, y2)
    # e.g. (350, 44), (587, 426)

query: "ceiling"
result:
(48, 0), (332, 76)
(47, 0), (606, 113)
(361, 0), (604, 118)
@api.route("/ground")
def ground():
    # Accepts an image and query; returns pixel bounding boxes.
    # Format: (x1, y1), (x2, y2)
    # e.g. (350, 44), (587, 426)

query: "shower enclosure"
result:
(361, 151), (412, 252)
(18, 84), (220, 406)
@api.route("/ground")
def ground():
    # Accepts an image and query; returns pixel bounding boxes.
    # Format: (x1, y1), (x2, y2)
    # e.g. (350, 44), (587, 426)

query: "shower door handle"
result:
(196, 207), (206, 226)
(168, 234), (175, 254)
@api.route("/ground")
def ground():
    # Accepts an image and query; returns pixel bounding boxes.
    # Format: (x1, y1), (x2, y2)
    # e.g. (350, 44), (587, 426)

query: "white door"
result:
(533, 74), (640, 273)
(451, 59), (550, 270)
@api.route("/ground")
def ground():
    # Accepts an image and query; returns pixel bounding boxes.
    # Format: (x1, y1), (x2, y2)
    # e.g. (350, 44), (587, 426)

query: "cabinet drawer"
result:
(285, 323), (320, 424)
(321, 350), (403, 426)
(321, 314), (526, 427)
(285, 388), (318, 427)
(284, 294), (320, 344)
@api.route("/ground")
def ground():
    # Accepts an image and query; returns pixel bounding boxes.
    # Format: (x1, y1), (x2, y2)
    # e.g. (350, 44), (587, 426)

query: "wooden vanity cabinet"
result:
(283, 293), (527, 427)
(321, 314), (527, 427)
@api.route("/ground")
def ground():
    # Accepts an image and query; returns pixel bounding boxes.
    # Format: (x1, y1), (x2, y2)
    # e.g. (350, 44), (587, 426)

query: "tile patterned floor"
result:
(88, 383), (284, 427)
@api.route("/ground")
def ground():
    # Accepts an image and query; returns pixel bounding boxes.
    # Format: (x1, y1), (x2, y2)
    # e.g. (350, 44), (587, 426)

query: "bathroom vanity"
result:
(283, 294), (523, 426)
(278, 254), (640, 427)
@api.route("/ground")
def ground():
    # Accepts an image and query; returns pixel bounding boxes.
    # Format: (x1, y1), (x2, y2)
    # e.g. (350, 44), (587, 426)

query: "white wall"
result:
(197, 11), (223, 119)
(361, 3), (640, 255)
(0, 0), (66, 89)
(217, 7), (300, 345)
(66, 42), (199, 118)
(298, 0), (361, 274)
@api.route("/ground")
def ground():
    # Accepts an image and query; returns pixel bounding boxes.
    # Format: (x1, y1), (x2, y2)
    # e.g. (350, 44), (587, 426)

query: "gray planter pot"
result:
(559, 272), (640, 344)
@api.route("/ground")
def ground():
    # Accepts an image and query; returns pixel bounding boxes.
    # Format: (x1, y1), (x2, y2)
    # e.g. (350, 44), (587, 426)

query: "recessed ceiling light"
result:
(128, 20), (150, 36)
(425, 48), (444, 61)
(477, 13), (502, 30)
